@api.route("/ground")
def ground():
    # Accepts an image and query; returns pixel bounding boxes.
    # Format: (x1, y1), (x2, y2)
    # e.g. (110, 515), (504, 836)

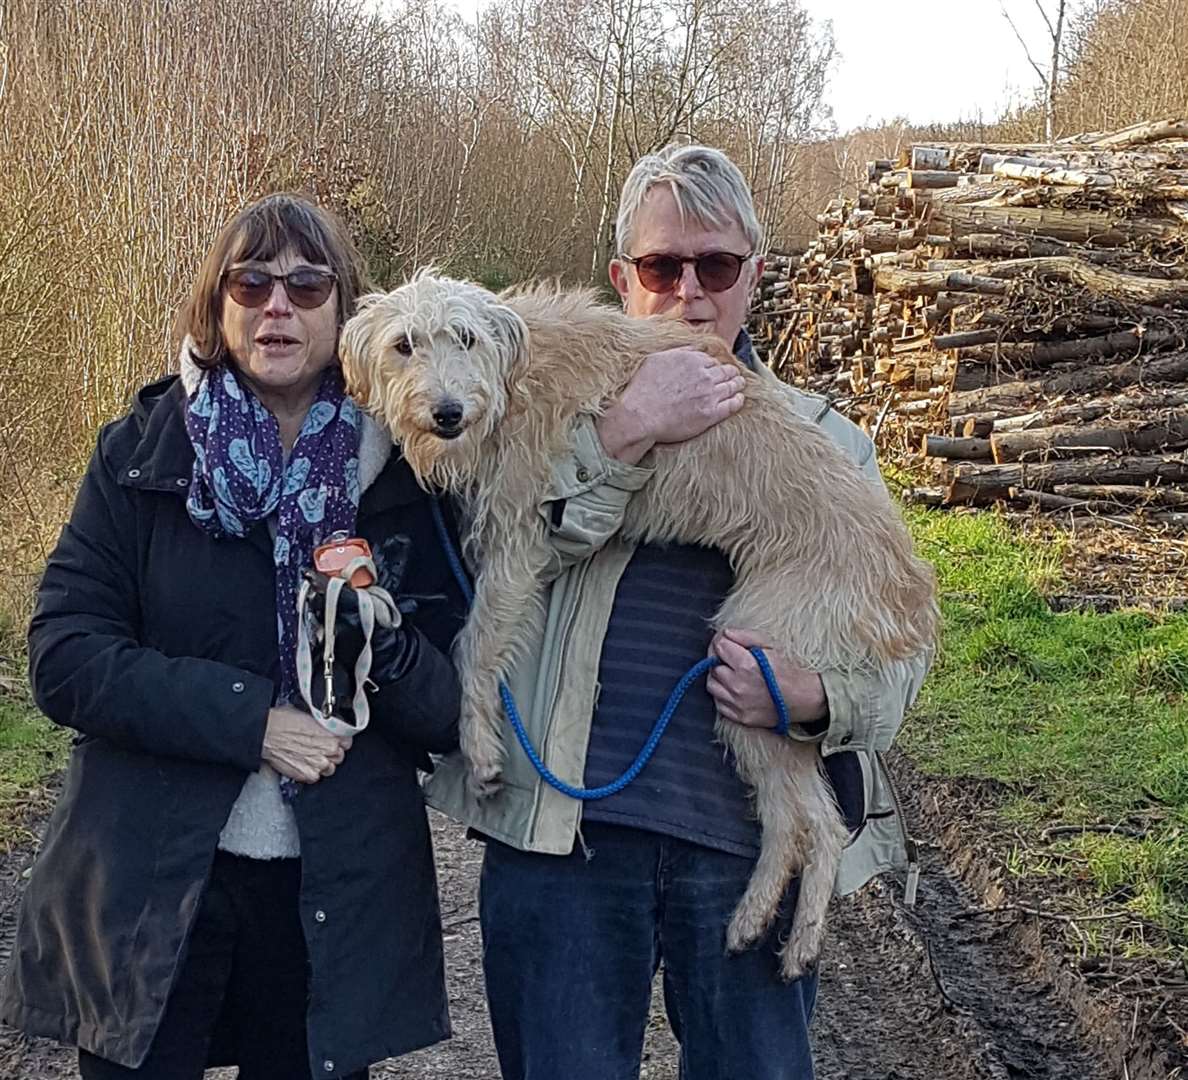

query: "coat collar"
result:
(117, 345), (409, 509)
(732, 328), (757, 369)
(176, 340), (393, 492)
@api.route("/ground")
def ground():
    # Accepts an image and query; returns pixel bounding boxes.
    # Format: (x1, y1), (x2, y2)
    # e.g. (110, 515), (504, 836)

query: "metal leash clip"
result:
(295, 532), (400, 736)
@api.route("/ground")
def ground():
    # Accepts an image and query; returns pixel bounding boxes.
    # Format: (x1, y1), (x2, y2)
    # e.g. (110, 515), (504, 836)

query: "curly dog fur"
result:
(340, 271), (938, 979)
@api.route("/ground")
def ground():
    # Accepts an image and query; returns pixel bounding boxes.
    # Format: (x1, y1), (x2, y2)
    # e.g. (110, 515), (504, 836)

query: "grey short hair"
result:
(615, 144), (763, 257)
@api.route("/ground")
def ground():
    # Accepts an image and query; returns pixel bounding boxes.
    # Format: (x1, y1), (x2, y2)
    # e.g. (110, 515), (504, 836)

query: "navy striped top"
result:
(582, 542), (764, 856)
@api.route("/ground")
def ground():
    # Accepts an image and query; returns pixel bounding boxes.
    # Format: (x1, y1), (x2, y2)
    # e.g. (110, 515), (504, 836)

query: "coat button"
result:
(576, 467), (590, 483)
(315, 909), (327, 923)
(323, 1061), (335, 1073)
(127, 468), (141, 479)
(175, 477), (189, 487)
(231, 681), (245, 694)
(840, 733), (853, 745)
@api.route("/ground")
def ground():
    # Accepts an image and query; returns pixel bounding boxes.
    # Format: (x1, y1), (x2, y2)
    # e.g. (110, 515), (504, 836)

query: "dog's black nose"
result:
(432, 402), (464, 429)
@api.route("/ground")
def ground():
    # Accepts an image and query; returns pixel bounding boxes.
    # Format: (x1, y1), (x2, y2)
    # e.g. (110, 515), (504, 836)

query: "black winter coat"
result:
(0, 376), (468, 1077)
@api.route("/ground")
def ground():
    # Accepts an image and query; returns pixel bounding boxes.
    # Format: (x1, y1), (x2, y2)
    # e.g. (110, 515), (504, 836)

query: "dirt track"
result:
(3, 772), (1157, 1080)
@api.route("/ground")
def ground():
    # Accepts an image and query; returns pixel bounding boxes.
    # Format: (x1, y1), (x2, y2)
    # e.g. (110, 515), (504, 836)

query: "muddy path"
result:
(0, 774), (1170, 1080)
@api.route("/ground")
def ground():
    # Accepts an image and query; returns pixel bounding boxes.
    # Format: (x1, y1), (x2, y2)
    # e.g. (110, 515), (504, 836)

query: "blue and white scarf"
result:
(184, 364), (362, 705)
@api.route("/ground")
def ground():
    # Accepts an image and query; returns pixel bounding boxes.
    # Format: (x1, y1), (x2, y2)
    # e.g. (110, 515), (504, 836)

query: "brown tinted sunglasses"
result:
(620, 251), (752, 293)
(222, 266), (337, 309)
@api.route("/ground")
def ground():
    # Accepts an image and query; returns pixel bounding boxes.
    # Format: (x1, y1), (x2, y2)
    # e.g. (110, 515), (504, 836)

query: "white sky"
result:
(800, 0), (1057, 131)
(444, 0), (1062, 134)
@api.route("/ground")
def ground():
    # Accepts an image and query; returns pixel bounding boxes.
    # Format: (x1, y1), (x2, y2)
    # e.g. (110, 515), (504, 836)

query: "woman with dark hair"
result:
(0, 194), (467, 1079)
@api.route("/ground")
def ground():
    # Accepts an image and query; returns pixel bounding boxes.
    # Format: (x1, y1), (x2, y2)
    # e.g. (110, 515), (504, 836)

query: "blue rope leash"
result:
(431, 498), (790, 801)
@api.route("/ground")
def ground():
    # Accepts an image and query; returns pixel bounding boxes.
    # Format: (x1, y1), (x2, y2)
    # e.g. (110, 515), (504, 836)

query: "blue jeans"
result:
(479, 823), (817, 1080)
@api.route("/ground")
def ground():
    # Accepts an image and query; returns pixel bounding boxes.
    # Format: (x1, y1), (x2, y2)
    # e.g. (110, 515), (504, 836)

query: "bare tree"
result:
(1000, 0), (1069, 140)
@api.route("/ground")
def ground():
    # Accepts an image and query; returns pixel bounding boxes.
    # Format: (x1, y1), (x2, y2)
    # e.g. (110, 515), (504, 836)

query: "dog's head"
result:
(339, 271), (528, 487)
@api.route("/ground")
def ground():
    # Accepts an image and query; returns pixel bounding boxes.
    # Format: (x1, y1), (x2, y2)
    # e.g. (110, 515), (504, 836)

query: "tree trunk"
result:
(1090, 118), (1188, 149)
(922, 434), (993, 460)
(872, 266), (1005, 298)
(947, 352), (1188, 416)
(945, 454), (1188, 504)
(984, 256), (1188, 307)
(930, 203), (1179, 247)
(906, 169), (962, 189)
(955, 328), (1181, 367)
(987, 389), (1188, 432)
(989, 413), (1188, 462)
(1053, 483), (1188, 508)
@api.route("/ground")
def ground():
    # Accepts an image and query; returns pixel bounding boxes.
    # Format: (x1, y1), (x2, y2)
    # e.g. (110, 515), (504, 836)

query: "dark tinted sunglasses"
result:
(222, 266), (337, 310)
(620, 250), (752, 294)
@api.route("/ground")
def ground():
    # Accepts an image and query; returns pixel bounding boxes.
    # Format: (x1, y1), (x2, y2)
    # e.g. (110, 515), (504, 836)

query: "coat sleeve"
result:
(27, 431), (271, 771)
(538, 414), (653, 578)
(362, 629), (461, 756)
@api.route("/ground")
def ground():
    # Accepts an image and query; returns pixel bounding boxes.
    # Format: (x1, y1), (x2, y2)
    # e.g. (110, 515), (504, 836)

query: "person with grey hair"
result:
(426, 144), (930, 1079)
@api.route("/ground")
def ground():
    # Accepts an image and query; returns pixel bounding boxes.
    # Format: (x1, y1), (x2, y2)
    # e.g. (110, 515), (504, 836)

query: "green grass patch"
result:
(0, 692), (69, 842)
(903, 508), (1188, 946)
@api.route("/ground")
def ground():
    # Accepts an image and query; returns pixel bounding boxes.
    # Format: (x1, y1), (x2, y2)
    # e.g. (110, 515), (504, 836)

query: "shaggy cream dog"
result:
(340, 271), (937, 978)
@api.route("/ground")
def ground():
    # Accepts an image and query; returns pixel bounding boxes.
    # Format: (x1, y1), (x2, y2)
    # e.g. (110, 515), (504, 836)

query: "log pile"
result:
(759, 118), (1188, 524)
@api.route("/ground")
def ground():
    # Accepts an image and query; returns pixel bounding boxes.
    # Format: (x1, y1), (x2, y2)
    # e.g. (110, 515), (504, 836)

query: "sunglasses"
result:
(222, 266), (337, 310)
(620, 250), (752, 294)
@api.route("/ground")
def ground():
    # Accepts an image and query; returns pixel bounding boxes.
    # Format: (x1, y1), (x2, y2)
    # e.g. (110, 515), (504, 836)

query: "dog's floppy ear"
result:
(486, 302), (530, 386)
(338, 293), (386, 408)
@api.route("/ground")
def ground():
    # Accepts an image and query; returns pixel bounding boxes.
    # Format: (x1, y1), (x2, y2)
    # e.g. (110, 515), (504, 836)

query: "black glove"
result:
(304, 533), (421, 688)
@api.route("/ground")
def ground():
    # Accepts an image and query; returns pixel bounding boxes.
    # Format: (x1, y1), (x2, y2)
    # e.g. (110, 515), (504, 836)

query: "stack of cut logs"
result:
(760, 118), (1188, 525)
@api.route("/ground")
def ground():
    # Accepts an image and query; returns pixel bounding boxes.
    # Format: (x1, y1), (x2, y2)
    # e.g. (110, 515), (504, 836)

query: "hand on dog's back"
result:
(596, 348), (745, 465)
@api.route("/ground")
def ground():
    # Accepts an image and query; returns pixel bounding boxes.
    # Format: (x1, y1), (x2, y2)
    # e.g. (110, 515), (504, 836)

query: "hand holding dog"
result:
(263, 705), (353, 784)
(596, 348), (745, 465)
(707, 628), (828, 730)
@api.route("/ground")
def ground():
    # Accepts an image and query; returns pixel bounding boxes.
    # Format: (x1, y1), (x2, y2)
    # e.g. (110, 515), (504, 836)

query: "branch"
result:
(1030, 0), (1057, 41)
(999, 1), (1048, 86)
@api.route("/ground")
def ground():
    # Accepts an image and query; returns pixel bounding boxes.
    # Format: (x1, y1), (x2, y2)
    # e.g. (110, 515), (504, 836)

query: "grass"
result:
(0, 689), (68, 847)
(903, 507), (1188, 949)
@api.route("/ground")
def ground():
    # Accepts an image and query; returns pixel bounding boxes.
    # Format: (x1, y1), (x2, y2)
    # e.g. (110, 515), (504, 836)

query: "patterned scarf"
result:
(184, 364), (362, 705)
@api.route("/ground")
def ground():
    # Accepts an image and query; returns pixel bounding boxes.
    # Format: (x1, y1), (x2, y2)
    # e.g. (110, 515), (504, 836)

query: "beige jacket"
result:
(425, 364), (932, 896)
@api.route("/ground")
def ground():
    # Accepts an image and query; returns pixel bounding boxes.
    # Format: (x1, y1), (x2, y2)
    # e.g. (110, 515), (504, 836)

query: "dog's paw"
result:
(778, 937), (820, 983)
(466, 764), (504, 800)
(725, 906), (770, 954)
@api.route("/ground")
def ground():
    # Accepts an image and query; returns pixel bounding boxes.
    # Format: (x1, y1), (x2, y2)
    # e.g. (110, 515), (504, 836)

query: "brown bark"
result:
(989, 414), (1188, 463)
(909, 146), (952, 170)
(985, 257), (1188, 307)
(960, 417), (995, 438)
(946, 353), (1188, 416)
(872, 266), (1005, 298)
(945, 455), (1188, 505)
(940, 232), (1118, 260)
(934, 328), (1004, 349)
(906, 169), (962, 189)
(1089, 118), (1188, 148)
(955, 328), (1182, 367)
(990, 389), (1188, 432)
(990, 161), (1114, 188)
(922, 435), (992, 460)
(1008, 487), (1114, 511)
(903, 487), (945, 506)
(1006, 487), (1188, 526)
(930, 203), (1179, 247)
(1053, 483), (1188, 508)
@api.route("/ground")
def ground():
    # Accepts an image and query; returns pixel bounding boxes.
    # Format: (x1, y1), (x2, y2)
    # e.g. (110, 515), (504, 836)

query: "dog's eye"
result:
(392, 334), (413, 357)
(456, 327), (475, 349)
